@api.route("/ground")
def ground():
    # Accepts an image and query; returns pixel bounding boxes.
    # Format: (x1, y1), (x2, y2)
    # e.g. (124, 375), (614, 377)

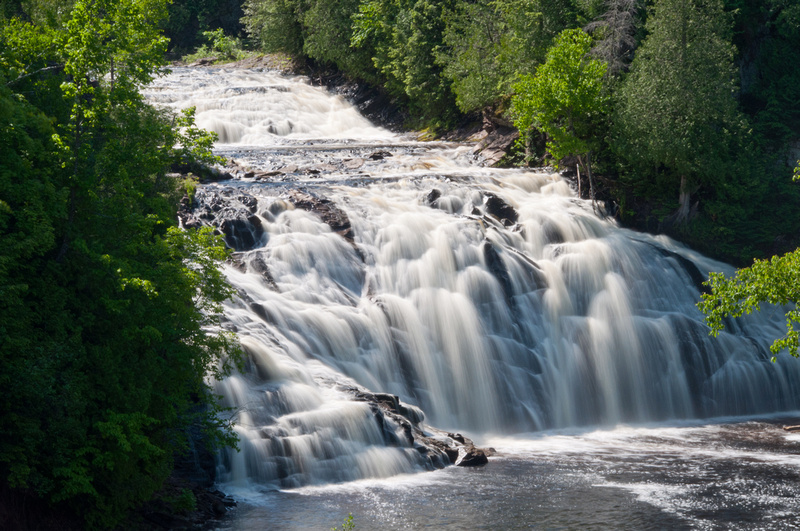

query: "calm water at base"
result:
(214, 416), (800, 530)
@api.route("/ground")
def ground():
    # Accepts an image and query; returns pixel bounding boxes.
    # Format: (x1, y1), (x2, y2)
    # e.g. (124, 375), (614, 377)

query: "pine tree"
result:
(613, 0), (745, 225)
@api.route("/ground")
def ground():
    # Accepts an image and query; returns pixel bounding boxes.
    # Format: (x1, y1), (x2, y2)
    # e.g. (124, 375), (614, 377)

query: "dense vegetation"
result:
(241, 0), (800, 265)
(0, 0), (240, 527)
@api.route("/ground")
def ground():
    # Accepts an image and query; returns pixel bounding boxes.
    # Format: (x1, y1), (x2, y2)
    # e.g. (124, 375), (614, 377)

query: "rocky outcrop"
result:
(183, 189), (266, 251)
(649, 244), (710, 295)
(171, 160), (232, 182)
(346, 388), (491, 469)
(473, 126), (519, 166)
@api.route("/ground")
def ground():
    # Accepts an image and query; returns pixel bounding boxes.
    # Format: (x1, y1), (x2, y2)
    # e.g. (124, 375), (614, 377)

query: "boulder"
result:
(424, 188), (442, 206)
(484, 192), (518, 226)
(368, 150), (392, 160)
(219, 213), (264, 251)
(456, 448), (489, 467)
(345, 387), (490, 470)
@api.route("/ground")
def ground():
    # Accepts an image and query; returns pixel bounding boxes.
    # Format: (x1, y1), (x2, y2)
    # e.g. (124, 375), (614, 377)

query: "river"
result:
(144, 66), (800, 529)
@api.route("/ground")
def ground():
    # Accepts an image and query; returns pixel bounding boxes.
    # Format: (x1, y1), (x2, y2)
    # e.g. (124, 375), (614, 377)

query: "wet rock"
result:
(484, 192), (518, 226)
(177, 195), (204, 229)
(448, 432), (468, 445)
(368, 150), (392, 160)
(345, 387), (490, 470)
(483, 241), (513, 300)
(228, 253), (247, 273)
(249, 253), (279, 289)
(288, 190), (354, 243)
(443, 447), (460, 464)
(219, 213), (264, 251)
(650, 244), (710, 295)
(457, 447), (489, 467)
(189, 56), (218, 67)
(424, 188), (442, 205)
(238, 194), (258, 213)
(171, 160), (232, 182)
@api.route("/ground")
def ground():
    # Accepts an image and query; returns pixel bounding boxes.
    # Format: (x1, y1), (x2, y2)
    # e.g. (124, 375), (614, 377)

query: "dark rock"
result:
(368, 150), (392, 160)
(448, 432), (468, 445)
(650, 244), (710, 295)
(484, 192), (518, 226)
(424, 188), (442, 205)
(189, 57), (218, 66)
(249, 253), (279, 289)
(457, 448), (489, 467)
(171, 160), (232, 182)
(345, 386), (490, 472)
(238, 194), (258, 213)
(444, 447), (460, 464)
(219, 213), (265, 251)
(288, 190), (355, 243)
(483, 241), (513, 300)
(228, 254), (247, 273)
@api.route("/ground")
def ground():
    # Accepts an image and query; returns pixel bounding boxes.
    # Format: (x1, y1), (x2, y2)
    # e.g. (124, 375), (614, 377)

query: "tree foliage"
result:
(699, 250), (800, 360)
(613, 0), (745, 222)
(511, 28), (608, 169)
(1, 1), (239, 527)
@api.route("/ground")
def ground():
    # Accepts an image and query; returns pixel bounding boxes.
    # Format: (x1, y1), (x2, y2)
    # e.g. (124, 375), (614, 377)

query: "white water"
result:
(147, 68), (800, 523)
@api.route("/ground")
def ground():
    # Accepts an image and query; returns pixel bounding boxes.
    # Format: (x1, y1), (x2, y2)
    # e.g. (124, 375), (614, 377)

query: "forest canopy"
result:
(241, 0), (800, 265)
(1, 0), (240, 527)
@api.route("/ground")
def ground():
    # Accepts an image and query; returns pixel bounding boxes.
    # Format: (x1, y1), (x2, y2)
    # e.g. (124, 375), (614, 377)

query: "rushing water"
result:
(145, 66), (800, 529)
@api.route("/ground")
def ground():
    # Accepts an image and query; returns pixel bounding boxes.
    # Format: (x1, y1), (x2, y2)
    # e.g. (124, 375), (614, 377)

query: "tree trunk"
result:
(587, 151), (596, 213)
(675, 174), (692, 225)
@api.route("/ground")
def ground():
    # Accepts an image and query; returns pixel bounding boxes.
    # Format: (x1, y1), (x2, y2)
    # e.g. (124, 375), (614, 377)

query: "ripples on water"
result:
(146, 68), (800, 529)
(216, 419), (800, 530)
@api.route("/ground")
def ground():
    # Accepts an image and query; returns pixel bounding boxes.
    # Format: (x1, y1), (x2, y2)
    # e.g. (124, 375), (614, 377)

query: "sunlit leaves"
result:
(699, 250), (800, 359)
(510, 28), (608, 166)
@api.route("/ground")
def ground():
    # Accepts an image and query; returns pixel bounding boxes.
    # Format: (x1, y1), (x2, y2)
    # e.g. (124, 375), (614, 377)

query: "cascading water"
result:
(145, 67), (800, 502)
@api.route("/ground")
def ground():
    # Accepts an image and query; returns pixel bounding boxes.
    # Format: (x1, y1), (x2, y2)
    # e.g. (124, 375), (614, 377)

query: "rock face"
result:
(473, 126), (519, 166)
(182, 188), (266, 251)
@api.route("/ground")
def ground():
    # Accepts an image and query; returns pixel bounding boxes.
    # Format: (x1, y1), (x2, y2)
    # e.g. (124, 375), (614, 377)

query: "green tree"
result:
(353, 0), (458, 126)
(242, 0), (304, 55)
(699, 247), (800, 361)
(437, 0), (577, 114)
(510, 28), (608, 179)
(1, 1), (239, 527)
(613, 0), (745, 225)
(301, 0), (375, 76)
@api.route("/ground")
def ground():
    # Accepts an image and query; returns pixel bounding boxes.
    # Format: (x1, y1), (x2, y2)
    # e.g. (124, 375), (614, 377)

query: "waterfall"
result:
(146, 67), (800, 492)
